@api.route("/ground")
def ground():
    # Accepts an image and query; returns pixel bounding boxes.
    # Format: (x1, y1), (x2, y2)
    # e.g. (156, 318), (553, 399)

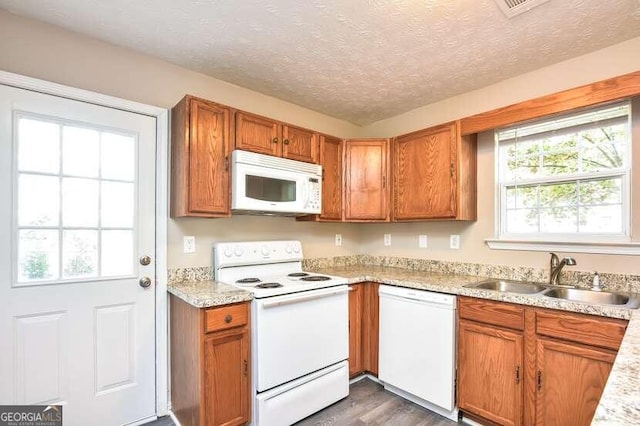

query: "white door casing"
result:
(0, 84), (158, 425)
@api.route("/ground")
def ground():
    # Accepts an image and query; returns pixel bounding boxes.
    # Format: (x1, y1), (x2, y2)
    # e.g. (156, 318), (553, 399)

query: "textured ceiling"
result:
(1, 0), (640, 125)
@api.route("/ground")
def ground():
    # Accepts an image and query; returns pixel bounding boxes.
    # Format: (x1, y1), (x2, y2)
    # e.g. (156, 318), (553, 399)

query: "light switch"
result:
(335, 234), (342, 246)
(419, 235), (428, 248)
(183, 236), (196, 253)
(384, 234), (391, 246)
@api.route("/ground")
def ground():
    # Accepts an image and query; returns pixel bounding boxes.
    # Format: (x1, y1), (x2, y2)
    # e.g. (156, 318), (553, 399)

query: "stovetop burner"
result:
(300, 276), (331, 282)
(237, 277), (261, 284)
(256, 282), (283, 289)
(288, 272), (310, 277)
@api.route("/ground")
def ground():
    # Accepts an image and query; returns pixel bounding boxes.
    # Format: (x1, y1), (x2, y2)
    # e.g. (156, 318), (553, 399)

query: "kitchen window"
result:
(491, 101), (634, 251)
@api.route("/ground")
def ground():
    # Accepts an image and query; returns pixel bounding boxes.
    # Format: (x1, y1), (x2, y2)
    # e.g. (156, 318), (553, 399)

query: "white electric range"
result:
(213, 240), (349, 426)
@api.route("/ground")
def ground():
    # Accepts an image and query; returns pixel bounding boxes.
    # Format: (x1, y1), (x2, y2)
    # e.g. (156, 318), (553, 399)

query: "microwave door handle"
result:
(301, 179), (308, 207)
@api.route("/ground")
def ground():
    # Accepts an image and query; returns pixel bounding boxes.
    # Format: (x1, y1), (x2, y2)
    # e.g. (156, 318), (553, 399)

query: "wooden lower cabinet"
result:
(535, 338), (615, 426)
(458, 320), (524, 426)
(348, 282), (379, 377)
(171, 296), (251, 426)
(457, 296), (627, 426)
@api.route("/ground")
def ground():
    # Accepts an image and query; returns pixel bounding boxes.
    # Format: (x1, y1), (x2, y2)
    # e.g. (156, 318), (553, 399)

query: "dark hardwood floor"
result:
(295, 378), (457, 426)
(150, 378), (457, 426)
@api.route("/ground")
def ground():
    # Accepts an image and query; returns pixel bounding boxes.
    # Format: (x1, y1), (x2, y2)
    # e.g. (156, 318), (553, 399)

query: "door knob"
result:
(139, 255), (152, 266)
(139, 277), (152, 288)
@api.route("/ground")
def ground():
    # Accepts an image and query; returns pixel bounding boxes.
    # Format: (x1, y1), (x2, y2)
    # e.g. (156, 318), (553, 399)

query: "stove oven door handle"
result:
(261, 286), (348, 308)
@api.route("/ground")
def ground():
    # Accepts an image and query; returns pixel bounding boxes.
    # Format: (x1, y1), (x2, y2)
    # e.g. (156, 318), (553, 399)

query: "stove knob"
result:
(293, 245), (300, 253)
(285, 245), (293, 254)
(261, 246), (269, 256)
(234, 247), (243, 257)
(223, 248), (233, 258)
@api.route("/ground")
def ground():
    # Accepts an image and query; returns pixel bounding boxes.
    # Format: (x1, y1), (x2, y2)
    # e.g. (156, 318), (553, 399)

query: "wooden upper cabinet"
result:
(393, 121), (477, 221)
(344, 139), (390, 221)
(319, 135), (343, 220)
(282, 125), (319, 163)
(171, 96), (232, 218)
(458, 319), (524, 426)
(235, 112), (320, 164)
(535, 338), (615, 426)
(235, 112), (280, 157)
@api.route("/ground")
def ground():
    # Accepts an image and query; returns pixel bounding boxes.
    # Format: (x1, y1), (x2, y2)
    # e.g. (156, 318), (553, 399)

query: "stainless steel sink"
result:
(466, 279), (546, 294)
(543, 288), (636, 307)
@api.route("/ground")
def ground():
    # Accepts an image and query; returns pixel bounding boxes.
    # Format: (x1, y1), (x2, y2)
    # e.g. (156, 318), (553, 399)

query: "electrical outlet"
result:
(335, 234), (342, 246)
(419, 235), (428, 248)
(384, 234), (391, 246)
(450, 234), (460, 250)
(183, 236), (196, 253)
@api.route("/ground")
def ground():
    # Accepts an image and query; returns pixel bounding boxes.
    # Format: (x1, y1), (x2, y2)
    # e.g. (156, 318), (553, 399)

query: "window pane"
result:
(579, 178), (622, 205)
(101, 230), (133, 276)
(18, 174), (60, 226)
(579, 205), (623, 233)
(539, 207), (578, 233)
(63, 126), (99, 177)
(539, 182), (577, 208)
(18, 229), (59, 282)
(541, 151), (578, 176)
(101, 182), (134, 228)
(62, 230), (97, 279)
(18, 118), (60, 174)
(581, 144), (624, 172)
(101, 133), (135, 181)
(62, 178), (99, 227)
(505, 209), (538, 233)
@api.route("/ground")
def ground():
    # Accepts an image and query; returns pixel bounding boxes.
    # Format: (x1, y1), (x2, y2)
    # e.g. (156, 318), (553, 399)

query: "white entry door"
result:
(0, 85), (157, 426)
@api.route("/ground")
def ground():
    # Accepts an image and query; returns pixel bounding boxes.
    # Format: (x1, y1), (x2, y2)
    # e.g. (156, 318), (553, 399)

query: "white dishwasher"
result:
(378, 285), (458, 421)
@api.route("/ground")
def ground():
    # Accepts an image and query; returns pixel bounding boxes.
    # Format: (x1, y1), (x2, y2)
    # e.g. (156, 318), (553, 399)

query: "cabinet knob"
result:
(224, 314), (233, 323)
(272, 137), (279, 144)
(283, 139), (290, 145)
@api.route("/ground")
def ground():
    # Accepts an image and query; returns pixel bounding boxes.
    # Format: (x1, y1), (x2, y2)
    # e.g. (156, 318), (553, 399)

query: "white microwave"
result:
(231, 150), (322, 216)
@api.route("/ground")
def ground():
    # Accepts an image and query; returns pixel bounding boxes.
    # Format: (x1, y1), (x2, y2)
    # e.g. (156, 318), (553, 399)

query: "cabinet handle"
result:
(322, 167), (325, 182)
(224, 314), (233, 323)
(450, 163), (455, 177)
(272, 137), (279, 144)
(382, 176), (386, 188)
(537, 370), (542, 391)
(224, 156), (229, 172)
(515, 366), (520, 384)
(244, 359), (248, 377)
(283, 139), (290, 145)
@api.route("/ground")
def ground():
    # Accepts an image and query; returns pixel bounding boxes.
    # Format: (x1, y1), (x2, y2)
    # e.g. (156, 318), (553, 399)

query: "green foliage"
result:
(22, 251), (50, 280)
(64, 256), (94, 277)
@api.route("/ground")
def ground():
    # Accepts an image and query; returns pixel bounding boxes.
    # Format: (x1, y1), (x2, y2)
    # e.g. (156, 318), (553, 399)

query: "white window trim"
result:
(0, 70), (171, 416)
(488, 101), (637, 255)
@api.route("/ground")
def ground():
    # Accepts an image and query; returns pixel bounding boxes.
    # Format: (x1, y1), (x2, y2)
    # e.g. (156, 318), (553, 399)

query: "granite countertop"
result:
(168, 280), (252, 308)
(168, 264), (638, 424)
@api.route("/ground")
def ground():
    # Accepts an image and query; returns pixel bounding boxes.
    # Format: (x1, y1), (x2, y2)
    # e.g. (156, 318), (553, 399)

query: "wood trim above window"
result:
(460, 71), (640, 136)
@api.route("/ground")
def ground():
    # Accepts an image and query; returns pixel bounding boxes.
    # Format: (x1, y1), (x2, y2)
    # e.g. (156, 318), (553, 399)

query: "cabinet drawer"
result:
(204, 303), (249, 333)
(535, 308), (627, 351)
(458, 297), (525, 331)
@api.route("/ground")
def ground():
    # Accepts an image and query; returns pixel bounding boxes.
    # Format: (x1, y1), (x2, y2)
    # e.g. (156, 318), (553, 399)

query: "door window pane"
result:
(18, 174), (59, 226)
(101, 230), (133, 277)
(63, 126), (99, 177)
(62, 178), (99, 227)
(101, 182), (134, 228)
(101, 133), (135, 181)
(18, 118), (60, 174)
(18, 230), (59, 282)
(63, 230), (98, 278)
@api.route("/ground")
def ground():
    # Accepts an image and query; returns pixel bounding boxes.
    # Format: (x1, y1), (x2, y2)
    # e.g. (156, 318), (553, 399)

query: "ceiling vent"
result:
(493, 0), (551, 18)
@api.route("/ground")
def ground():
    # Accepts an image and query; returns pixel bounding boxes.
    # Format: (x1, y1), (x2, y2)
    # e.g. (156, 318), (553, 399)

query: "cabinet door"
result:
(363, 282), (379, 376)
(188, 99), (231, 215)
(344, 139), (389, 221)
(535, 338), (615, 426)
(348, 284), (364, 377)
(319, 135), (343, 220)
(458, 320), (524, 426)
(394, 123), (457, 220)
(235, 112), (280, 156)
(204, 328), (250, 426)
(282, 125), (319, 163)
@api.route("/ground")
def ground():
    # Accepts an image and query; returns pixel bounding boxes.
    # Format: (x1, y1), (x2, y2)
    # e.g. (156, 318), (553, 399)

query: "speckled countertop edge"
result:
(169, 264), (638, 424)
(168, 280), (253, 308)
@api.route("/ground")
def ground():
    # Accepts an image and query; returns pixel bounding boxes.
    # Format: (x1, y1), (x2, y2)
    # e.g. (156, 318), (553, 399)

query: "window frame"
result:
(493, 100), (633, 245)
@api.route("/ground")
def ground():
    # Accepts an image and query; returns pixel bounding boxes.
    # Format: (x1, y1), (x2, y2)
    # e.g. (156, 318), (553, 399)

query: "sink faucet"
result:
(549, 253), (577, 286)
